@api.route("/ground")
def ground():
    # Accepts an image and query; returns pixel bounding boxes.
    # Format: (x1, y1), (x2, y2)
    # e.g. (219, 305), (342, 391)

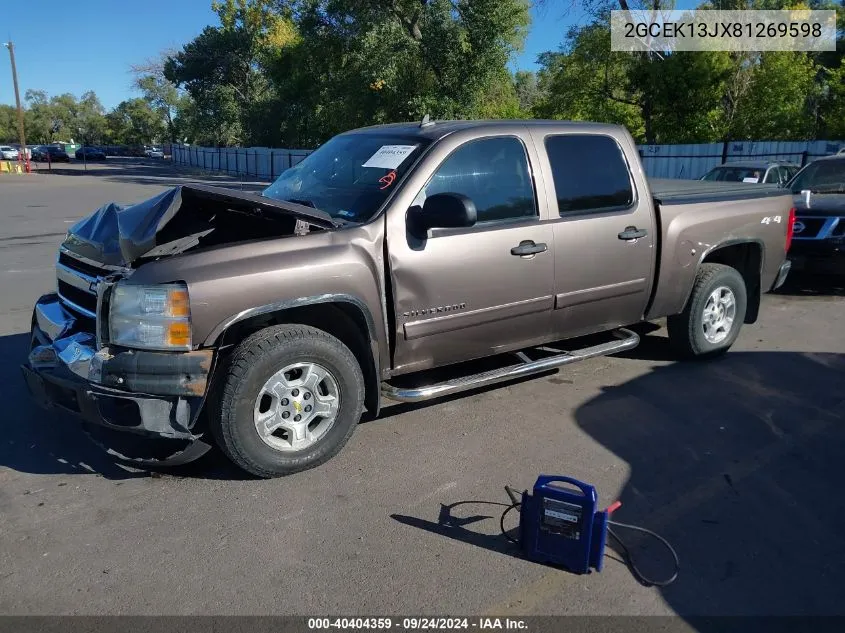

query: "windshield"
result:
(262, 133), (431, 223)
(788, 158), (845, 194)
(701, 165), (765, 183)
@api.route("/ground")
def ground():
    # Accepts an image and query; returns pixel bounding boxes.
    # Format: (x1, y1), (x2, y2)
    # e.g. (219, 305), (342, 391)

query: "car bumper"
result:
(770, 259), (792, 291)
(21, 293), (216, 442)
(788, 241), (845, 276)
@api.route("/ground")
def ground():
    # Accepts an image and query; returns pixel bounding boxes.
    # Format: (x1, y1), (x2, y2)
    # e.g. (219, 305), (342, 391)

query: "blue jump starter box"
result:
(518, 475), (618, 574)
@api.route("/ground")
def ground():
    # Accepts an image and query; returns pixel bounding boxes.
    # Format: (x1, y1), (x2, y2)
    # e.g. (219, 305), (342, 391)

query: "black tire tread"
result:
(211, 324), (364, 478)
(667, 263), (747, 360)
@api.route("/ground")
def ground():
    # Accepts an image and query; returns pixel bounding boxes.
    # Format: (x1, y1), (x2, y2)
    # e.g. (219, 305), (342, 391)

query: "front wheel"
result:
(210, 324), (365, 478)
(667, 263), (748, 360)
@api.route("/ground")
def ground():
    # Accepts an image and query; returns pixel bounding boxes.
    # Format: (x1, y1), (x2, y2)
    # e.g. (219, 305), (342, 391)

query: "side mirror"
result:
(409, 193), (477, 236)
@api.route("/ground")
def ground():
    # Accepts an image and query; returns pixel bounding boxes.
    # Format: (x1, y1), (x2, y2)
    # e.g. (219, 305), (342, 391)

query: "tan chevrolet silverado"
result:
(21, 120), (796, 477)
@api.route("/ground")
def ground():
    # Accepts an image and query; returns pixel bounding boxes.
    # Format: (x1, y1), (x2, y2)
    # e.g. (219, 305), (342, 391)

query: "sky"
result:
(0, 0), (219, 109)
(0, 1), (647, 110)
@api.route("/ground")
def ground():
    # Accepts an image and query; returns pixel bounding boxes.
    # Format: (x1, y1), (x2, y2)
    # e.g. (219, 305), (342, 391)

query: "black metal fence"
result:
(172, 145), (312, 180)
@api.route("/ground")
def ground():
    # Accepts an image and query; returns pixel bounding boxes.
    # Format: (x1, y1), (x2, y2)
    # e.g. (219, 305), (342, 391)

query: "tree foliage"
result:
(0, 88), (171, 146)
(158, 0), (532, 146)
(5, 0), (845, 148)
(106, 98), (167, 145)
(533, 0), (845, 144)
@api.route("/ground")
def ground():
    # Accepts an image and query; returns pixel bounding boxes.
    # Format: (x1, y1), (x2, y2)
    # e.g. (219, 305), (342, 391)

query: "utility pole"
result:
(4, 41), (29, 172)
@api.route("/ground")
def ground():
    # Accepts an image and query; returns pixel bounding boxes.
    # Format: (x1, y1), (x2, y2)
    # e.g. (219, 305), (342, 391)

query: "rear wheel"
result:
(210, 324), (365, 478)
(667, 263), (747, 359)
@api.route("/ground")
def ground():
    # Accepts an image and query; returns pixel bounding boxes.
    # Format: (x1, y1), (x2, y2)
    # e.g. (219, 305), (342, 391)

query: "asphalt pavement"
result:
(1, 159), (844, 621)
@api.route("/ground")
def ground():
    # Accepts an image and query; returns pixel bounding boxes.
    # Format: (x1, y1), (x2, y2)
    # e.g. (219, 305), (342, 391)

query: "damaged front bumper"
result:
(21, 293), (215, 445)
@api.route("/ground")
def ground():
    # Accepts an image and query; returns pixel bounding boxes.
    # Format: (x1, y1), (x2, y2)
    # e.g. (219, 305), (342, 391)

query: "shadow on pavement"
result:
(578, 350), (845, 616)
(773, 272), (845, 298)
(0, 332), (252, 481)
(392, 499), (525, 562)
(0, 333), (147, 480)
(392, 351), (845, 619)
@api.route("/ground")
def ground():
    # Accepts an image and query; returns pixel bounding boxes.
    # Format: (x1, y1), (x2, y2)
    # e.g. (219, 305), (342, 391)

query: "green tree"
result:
(731, 52), (821, 140)
(818, 60), (845, 138)
(164, 0), (289, 145)
(514, 70), (541, 114)
(131, 50), (190, 143)
(76, 91), (108, 143)
(0, 105), (18, 142)
(265, 0), (531, 146)
(534, 22), (645, 139)
(22, 90), (53, 143)
(106, 98), (167, 145)
(533, 0), (839, 144)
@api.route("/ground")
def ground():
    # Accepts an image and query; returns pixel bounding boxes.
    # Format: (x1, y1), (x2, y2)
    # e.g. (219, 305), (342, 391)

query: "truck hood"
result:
(61, 183), (339, 267)
(792, 192), (845, 216)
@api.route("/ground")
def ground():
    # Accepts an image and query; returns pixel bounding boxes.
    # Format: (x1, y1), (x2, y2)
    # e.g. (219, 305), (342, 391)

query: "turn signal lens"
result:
(168, 288), (190, 317)
(166, 321), (192, 347)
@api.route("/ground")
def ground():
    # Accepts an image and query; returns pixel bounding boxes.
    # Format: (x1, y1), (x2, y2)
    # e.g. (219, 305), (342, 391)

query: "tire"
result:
(667, 263), (748, 360)
(210, 324), (365, 478)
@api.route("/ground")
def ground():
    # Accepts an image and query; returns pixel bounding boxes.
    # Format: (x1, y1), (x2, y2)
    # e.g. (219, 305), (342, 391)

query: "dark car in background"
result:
(31, 145), (71, 162)
(787, 155), (845, 276)
(75, 146), (107, 160)
(700, 160), (800, 186)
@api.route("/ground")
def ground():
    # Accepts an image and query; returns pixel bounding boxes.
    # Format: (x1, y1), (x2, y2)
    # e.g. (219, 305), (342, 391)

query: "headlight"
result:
(109, 282), (192, 350)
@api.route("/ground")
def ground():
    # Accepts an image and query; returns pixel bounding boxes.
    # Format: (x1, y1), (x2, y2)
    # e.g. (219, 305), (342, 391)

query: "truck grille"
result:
(58, 250), (107, 278)
(57, 279), (97, 315)
(55, 249), (109, 319)
(793, 217), (827, 239)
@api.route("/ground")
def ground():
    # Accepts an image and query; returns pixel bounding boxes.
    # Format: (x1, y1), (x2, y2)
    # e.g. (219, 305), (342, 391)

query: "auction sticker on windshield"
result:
(362, 145), (418, 169)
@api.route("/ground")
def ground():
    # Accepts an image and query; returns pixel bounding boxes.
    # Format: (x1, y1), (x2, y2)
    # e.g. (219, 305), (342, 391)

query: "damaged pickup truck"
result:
(22, 120), (796, 477)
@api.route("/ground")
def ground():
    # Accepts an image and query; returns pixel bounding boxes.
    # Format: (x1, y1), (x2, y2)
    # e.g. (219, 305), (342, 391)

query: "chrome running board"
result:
(381, 328), (640, 403)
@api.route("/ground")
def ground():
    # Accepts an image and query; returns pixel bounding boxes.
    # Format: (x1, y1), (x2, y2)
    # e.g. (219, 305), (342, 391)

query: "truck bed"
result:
(649, 178), (788, 205)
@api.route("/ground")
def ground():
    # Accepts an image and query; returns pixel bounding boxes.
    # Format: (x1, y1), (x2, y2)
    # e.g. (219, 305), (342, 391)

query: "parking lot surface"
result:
(1, 159), (844, 619)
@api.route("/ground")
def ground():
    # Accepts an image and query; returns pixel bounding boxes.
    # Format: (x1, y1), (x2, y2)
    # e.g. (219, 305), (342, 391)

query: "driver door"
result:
(384, 130), (555, 375)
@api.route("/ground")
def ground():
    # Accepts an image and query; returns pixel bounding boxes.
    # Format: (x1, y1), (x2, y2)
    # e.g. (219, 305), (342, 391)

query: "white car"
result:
(145, 147), (164, 158)
(0, 145), (20, 160)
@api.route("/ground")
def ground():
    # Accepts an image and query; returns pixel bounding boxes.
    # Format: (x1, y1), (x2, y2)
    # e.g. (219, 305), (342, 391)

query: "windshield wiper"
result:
(281, 197), (348, 227)
(286, 198), (317, 208)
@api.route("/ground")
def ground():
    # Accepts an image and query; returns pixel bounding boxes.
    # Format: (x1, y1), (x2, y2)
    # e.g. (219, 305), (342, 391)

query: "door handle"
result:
(511, 240), (548, 256)
(618, 226), (648, 241)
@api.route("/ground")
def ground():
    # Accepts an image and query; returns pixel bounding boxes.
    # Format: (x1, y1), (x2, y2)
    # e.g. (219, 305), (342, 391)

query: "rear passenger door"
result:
(529, 131), (657, 339)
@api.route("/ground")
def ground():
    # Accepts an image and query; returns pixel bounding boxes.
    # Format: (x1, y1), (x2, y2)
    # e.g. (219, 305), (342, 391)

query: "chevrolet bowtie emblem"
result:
(293, 401), (302, 412)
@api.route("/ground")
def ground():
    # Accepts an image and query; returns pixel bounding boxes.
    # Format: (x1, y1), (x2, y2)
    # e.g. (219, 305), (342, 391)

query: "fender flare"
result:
(202, 293), (379, 347)
(202, 293), (382, 414)
(678, 237), (766, 319)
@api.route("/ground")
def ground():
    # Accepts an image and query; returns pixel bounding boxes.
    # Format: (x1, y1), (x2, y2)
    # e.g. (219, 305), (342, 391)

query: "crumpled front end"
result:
(21, 182), (339, 465)
(21, 290), (214, 454)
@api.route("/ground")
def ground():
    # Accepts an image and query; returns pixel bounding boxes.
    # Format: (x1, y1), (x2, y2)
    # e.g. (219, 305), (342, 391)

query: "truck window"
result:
(544, 134), (634, 215)
(262, 133), (431, 223)
(415, 136), (536, 223)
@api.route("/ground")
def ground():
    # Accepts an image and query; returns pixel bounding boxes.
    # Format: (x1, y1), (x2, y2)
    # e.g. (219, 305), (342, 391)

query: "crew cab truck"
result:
(21, 120), (795, 477)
